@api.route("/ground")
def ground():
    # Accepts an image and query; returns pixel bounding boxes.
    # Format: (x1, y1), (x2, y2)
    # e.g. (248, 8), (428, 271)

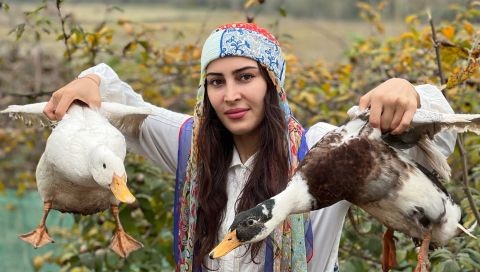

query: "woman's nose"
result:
(224, 83), (241, 102)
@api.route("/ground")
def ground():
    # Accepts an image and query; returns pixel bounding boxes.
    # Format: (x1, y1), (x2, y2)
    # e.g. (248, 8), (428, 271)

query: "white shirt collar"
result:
(229, 147), (256, 170)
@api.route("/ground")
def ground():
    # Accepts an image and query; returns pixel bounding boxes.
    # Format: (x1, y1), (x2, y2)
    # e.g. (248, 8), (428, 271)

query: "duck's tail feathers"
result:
(1, 102), (54, 127)
(457, 222), (477, 239)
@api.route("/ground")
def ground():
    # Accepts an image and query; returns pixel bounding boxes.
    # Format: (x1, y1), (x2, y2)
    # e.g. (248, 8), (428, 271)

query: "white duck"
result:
(209, 107), (480, 272)
(1, 101), (151, 258)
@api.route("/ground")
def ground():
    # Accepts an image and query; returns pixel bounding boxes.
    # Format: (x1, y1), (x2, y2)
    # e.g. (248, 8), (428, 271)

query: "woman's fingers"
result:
(368, 100), (383, 130)
(380, 107), (395, 132)
(358, 92), (371, 110)
(54, 94), (75, 120)
(42, 75), (101, 121)
(43, 98), (57, 120)
(391, 105), (416, 135)
(359, 78), (419, 133)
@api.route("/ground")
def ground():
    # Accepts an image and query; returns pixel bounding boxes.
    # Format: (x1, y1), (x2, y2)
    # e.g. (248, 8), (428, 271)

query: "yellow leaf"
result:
(299, 92), (317, 108)
(244, 0), (257, 9)
(308, 70), (320, 83)
(441, 25), (455, 40)
(463, 21), (474, 35)
(400, 32), (415, 40)
(16, 182), (26, 197)
(33, 256), (44, 270)
(70, 267), (90, 272)
(297, 78), (306, 89)
(405, 15), (418, 25)
(98, 26), (110, 36)
(86, 34), (97, 47)
(192, 47), (201, 59)
(88, 228), (99, 236)
(70, 32), (80, 44)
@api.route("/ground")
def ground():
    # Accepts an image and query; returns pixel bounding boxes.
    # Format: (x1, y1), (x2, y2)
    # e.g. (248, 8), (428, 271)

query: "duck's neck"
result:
(264, 172), (315, 228)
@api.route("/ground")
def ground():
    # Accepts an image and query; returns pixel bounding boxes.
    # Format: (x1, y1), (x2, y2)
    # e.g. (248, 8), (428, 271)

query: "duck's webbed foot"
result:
(109, 205), (143, 258)
(414, 232), (431, 272)
(19, 201), (54, 248)
(382, 228), (397, 272)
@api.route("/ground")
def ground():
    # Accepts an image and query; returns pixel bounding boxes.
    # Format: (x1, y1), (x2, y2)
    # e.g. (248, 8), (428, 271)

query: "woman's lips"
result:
(225, 109), (248, 119)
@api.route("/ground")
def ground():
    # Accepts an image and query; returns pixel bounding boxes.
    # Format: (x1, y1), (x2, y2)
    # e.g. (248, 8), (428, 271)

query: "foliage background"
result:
(0, 0), (480, 271)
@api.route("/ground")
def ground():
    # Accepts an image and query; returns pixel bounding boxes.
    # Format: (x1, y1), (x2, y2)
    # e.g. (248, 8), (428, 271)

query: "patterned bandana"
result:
(176, 23), (312, 272)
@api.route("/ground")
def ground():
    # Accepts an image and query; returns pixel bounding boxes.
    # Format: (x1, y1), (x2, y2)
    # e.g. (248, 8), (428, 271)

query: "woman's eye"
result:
(208, 79), (223, 86)
(240, 74), (254, 81)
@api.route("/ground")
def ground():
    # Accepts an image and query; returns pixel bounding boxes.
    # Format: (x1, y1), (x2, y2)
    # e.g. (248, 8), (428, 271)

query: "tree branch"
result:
(56, 0), (72, 62)
(457, 134), (480, 223)
(5, 90), (52, 98)
(427, 10), (445, 89)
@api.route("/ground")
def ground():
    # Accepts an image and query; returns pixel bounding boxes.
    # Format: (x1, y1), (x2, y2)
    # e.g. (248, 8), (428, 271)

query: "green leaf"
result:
(0, 2), (10, 11)
(9, 23), (26, 40)
(443, 259), (461, 272)
(108, 6), (124, 13)
(279, 7), (287, 17)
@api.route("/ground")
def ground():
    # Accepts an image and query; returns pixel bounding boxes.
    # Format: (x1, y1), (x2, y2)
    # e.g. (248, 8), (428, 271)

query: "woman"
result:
(43, 23), (455, 271)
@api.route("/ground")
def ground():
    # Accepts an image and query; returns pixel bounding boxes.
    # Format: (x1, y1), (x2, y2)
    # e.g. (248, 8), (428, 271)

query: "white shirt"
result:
(79, 63), (456, 272)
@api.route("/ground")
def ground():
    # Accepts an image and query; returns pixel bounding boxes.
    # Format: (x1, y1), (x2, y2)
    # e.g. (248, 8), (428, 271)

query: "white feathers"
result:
(361, 168), (462, 245)
(1, 102), (54, 127)
(272, 173), (314, 215)
(348, 105), (480, 136)
(99, 102), (152, 136)
(1, 102), (152, 136)
(415, 137), (451, 181)
(1, 102), (151, 213)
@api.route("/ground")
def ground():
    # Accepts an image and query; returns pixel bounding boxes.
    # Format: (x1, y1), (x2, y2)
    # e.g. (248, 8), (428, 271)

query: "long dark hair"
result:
(194, 63), (290, 269)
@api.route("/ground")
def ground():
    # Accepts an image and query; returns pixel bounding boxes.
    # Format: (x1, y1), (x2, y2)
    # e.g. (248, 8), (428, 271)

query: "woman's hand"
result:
(43, 74), (102, 120)
(359, 78), (420, 135)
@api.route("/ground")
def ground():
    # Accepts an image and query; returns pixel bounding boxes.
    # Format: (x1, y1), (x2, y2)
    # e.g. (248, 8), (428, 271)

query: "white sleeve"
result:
(78, 63), (191, 174)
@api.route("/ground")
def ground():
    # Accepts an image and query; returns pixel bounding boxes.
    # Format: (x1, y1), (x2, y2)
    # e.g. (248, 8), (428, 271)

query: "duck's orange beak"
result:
(209, 230), (241, 259)
(110, 174), (135, 203)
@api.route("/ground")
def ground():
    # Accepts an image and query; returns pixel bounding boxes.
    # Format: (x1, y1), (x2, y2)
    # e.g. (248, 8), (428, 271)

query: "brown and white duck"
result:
(209, 106), (479, 272)
(1, 101), (151, 258)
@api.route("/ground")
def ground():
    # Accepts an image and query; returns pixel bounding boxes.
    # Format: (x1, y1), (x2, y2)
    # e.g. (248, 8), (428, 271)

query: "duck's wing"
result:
(99, 102), (152, 136)
(1, 102), (55, 127)
(411, 109), (480, 135)
(348, 106), (480, 143)
(349, 105), (480, 180)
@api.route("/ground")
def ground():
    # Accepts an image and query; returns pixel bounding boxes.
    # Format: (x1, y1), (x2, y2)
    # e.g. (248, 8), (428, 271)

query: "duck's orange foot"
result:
(19, 226), (54, 248)
(414, 259), (430, 272)
(110, 230), (143, 258)
(382, 228), (397, 272)
(414, 232), (431, 272)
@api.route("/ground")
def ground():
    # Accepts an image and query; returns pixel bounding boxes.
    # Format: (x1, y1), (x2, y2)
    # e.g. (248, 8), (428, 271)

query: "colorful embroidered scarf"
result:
(174, 23), (312, 272)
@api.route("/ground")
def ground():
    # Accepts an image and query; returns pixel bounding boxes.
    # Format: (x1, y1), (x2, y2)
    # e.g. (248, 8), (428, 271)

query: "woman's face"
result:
(206, 56), (267, 138)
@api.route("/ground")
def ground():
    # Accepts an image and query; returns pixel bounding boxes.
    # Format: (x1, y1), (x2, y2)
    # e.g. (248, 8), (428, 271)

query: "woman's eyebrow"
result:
(206, 66), (258, 77)
(205, 72), (223, 77)
(232, 66), (258, 74)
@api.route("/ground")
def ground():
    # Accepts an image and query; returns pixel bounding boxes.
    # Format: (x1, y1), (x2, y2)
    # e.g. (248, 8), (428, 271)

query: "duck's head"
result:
(209, 199), (278, 259)
(89, 146), (135, 204)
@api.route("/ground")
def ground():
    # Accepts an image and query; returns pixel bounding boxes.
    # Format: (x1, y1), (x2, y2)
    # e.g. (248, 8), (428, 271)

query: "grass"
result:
(0, 2), (410, 63)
